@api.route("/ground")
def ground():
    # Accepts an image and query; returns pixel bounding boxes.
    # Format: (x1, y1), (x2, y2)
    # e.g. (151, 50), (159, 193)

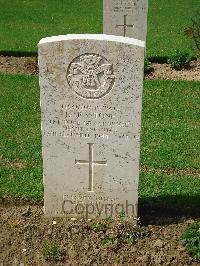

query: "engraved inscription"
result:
(75, 143), (107, 192)
(43, 103), (134, 140)
(67, 54), (115, 100)
(112, 0), (136, 13)
(116, 15), (134, 37)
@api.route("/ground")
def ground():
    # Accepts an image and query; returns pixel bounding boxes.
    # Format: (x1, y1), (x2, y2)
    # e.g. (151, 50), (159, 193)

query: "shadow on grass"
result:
(0, 196), (43, 207)
(0, 50), (169, 63)
(0, 195), (199, 225)
(0, 51), (37, 57)
(139, 195), (200, 226)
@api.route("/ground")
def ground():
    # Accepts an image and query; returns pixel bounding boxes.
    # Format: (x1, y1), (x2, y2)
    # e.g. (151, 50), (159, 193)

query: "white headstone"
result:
(103, 0), (148, 41)
(38, 34), (145, 219)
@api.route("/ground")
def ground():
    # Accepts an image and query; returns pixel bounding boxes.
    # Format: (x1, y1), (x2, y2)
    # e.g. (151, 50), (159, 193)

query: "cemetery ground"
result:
(1, 73), (200, 265)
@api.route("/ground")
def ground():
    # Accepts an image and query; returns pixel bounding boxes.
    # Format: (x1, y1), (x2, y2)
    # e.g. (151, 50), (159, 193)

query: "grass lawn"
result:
(0, 74), (42, 198)
(0, 73), (199, 208)
(0, 0), (199, 57)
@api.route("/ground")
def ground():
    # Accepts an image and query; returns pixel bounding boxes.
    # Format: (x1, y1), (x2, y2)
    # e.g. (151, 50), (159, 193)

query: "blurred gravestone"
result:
(103, 0), (148, 41)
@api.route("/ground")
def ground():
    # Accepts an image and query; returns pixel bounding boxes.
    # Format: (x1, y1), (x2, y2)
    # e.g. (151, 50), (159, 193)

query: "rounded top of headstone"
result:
(38, 34), (145, 48)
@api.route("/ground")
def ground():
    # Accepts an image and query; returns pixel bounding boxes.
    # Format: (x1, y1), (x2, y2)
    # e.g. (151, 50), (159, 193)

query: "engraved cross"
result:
(116, 15), (134, 37)
(75, 143), (107, 192)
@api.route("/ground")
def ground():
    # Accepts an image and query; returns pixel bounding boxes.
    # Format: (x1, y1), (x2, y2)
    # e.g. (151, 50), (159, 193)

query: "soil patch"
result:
(0, 56), (200, 81)
(1, 201), (199, 266)
(0, 157), (26, 170)
(141, 165), (200, 178)
(0, 56), (38, 75)
(147, 60), (200, 81)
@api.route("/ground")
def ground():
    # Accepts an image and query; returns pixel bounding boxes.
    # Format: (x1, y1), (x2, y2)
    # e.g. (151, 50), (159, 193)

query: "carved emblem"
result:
(67, 54), (115, 99)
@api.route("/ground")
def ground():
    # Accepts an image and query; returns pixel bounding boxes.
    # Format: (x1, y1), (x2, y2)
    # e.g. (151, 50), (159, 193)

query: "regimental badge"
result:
(67, 54), (115, 100)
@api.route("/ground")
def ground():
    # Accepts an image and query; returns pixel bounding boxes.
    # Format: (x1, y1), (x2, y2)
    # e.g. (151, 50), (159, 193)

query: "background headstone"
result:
(38, 34), (145, 218)
(103, 0), (148, 41)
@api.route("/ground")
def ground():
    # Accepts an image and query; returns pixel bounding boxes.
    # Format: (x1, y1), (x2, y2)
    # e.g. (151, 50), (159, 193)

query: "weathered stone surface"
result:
(103, 0), (148, 41)
(38, 34), (145, 218)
